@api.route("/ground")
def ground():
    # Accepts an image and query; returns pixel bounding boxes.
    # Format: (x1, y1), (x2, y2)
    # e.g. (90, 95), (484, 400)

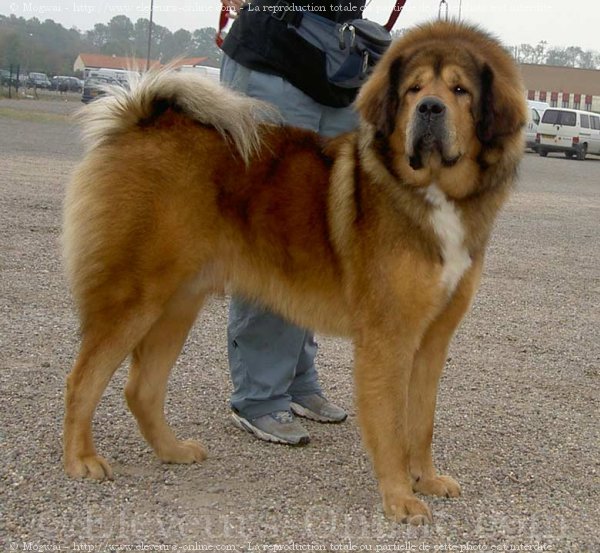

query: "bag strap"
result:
(384, 0), (408, 31)
(216, 0), (408, 47)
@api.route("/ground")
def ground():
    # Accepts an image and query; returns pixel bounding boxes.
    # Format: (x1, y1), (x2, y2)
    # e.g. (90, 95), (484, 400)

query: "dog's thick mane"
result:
(76, 69), (278, 164)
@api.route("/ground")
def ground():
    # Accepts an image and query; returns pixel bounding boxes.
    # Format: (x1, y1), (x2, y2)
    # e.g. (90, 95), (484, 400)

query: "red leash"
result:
(216, 1), (408, 47)
(385, 0), (408, 32)
(215, 7), (230, 48)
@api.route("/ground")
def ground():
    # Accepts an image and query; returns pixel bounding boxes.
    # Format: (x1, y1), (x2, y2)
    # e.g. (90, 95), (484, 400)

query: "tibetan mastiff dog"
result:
(62, 21), (526, 524)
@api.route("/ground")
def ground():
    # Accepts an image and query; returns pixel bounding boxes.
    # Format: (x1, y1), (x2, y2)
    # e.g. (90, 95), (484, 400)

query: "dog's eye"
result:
(407, 85), (421, 93)
(453, 86), (469, 95)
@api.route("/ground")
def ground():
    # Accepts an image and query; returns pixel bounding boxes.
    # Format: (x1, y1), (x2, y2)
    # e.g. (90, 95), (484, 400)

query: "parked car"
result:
(81, 76), (121, 103)
(536, 108), (600, 160)
(86, 68), (138, 86)
(26, 72), (52, 89)
(0, 69), (21, 87)
(51, 76), (83, 93)
(524, 100), (549, 151)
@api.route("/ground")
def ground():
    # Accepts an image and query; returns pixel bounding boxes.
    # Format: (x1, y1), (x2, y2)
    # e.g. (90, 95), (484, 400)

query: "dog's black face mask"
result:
(408, 95), (462, 170)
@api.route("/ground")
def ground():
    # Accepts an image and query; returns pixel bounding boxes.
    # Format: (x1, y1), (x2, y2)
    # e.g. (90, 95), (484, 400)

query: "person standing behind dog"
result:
(218, 0), (368, 445)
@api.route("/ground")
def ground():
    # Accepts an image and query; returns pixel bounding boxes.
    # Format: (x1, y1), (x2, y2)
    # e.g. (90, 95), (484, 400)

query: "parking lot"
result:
(0, 99), (598, 551)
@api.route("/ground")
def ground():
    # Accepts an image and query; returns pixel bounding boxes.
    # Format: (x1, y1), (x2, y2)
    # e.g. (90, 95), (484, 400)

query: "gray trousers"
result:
(221, 55), (358, 420)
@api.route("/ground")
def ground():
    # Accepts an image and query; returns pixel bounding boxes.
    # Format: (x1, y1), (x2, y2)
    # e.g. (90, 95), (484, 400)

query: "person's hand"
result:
(221, 0), (245, 19)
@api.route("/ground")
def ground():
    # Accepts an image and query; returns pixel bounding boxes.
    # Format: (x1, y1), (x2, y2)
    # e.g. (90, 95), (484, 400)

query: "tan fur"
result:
(62, 22), (526, 525)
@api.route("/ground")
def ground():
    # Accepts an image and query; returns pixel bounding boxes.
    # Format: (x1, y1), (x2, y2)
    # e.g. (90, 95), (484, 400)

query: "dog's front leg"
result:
(408, 259), (482, 498)
(354, 332), (433, 525)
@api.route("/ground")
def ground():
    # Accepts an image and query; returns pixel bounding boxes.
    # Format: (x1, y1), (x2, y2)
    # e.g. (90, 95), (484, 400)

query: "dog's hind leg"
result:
(64, 309), (159, 480)
(125, 283), (207, 464)
(408, 259), (482, 498)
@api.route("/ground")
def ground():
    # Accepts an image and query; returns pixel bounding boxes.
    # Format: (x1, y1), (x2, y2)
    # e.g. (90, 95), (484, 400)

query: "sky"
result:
(1, 0), (599, 51)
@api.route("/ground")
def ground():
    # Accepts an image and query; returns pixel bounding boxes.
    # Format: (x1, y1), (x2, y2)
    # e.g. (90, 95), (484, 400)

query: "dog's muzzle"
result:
(408, 97), (460, 170)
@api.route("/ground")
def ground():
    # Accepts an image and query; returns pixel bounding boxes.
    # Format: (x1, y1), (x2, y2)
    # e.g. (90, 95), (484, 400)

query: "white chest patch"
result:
(424, 185), (472, 295)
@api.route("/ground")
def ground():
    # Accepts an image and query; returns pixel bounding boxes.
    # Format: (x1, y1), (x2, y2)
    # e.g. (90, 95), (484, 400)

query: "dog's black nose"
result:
(417, 97), (446, 119)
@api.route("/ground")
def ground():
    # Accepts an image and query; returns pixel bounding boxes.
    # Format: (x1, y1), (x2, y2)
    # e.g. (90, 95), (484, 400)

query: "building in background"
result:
(520, 64), (600, 113)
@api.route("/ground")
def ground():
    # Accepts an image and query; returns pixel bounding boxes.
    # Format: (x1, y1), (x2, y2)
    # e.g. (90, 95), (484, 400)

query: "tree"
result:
(108, 15), (134, 43)
(546, 46), (581, 68)
(517, 44), (531, 63)
(533, 41), (548, 64)
(161, 29), (193, 60)
(512, 40), (599, 69)
(191, 27), (221, 66)
(151, 23), (173, 61)
(133, 18), (150, 58)
(565, 46), (584, 68)
(0, 28), (24, 67)
(577, 50), (596, 70)
(103, 15), (136, 56)
(86, 23), (109, 49)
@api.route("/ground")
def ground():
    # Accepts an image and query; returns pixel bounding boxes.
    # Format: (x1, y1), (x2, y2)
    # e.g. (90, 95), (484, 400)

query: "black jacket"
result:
(222, 0), (366, 107)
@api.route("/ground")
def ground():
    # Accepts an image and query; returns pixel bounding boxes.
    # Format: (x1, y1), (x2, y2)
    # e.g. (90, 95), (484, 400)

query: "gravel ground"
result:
(1, 99), (598, 552)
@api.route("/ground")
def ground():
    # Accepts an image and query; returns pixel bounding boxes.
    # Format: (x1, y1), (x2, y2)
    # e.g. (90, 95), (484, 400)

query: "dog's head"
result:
(356, 21), (527, 198)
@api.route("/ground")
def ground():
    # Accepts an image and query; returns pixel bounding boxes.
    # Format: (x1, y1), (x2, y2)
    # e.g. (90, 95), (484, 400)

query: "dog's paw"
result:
(382, 491), (433, 525)
(158, 439), (207, 464)
(413, 474), (461, 498)
(65, 454), (114, 481)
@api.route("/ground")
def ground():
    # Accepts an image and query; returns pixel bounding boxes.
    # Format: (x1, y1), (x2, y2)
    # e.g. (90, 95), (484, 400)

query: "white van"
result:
(536, 108), (600, 160)
(177, 65), (220, 83)
(525, 100), (549, 151)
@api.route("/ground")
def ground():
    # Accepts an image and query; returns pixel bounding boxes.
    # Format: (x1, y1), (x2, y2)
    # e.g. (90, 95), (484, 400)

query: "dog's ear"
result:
(476, 63), (527, 146)
(356, 56), (403, 137)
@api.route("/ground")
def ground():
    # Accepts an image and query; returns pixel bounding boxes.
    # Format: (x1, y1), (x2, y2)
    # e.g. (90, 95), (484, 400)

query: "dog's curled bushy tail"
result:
(76, 70), (278, 164)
